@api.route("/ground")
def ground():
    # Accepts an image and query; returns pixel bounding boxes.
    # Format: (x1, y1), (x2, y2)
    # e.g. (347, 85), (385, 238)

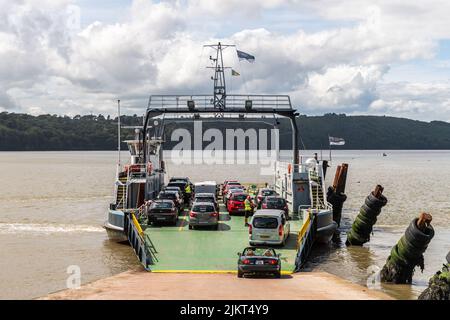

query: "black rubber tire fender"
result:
(397, 236), (421, 260)
(360, 204), (379, 218)
(405, 218), (435, 246)
(389, 244), (409, 267)
(365, 193), (388, 209)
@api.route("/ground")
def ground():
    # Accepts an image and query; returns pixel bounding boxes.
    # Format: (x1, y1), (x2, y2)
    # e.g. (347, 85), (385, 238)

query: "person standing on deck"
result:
(184, 184), (192, 206)
(244, 195), (254, 227)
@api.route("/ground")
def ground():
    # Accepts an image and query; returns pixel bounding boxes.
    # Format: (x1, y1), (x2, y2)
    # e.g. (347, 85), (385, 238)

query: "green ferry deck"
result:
(142, 202), (303, 274)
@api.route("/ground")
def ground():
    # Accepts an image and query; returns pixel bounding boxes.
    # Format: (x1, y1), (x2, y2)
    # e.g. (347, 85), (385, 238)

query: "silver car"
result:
(188, 202), (219, 230)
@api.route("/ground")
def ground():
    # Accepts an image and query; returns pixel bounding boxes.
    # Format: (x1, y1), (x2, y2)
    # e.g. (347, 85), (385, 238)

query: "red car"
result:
(222, 180), (238, 192)
(227, 192), (249, 215)
(222, 180), (242, 197)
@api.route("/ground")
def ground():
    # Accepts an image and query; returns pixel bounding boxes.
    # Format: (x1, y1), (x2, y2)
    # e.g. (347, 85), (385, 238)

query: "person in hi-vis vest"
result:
(244, 195), (254, 227)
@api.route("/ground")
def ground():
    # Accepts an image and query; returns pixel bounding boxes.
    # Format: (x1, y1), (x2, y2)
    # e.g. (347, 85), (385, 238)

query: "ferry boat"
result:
(104, 126), (165, 242)
(104, 43), (337, 271)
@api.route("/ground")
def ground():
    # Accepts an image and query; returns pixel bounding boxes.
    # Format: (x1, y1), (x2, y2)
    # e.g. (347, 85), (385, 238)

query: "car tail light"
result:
(262, 203), (267, 209)
(268, 259), (277, 265)
(249, 224), (252, 234)
(242, 259), (251, 265)
(189, 211), (197, 218)
(210, 212), (218, 217)
(278, 225), (283, 236)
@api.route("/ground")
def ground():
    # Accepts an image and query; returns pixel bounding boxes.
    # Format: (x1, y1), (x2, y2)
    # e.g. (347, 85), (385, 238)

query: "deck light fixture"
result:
(245, 100), (252, 111)
(187, 100), (195, 111)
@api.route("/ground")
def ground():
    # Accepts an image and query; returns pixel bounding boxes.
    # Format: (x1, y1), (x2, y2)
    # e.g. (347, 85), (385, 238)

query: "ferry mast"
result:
(204, 42), (235, 117)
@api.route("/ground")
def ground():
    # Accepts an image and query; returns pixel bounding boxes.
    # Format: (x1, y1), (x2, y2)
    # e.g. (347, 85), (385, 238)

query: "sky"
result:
(1, 0), (450, 121)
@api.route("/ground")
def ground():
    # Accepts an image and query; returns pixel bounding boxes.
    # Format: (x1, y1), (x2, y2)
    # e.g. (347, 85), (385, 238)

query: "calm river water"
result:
(0, 150), (448, 299)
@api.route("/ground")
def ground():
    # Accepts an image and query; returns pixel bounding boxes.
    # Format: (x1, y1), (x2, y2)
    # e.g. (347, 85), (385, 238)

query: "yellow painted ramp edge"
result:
(151, 270), (293, 275)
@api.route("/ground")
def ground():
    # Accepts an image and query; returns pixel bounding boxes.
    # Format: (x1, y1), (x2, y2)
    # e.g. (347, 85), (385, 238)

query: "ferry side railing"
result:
(123, 210), (157, 270)
(294, 207), (317, 271)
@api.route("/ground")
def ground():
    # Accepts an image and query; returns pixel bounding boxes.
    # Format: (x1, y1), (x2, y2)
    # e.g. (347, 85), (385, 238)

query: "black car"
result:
(164, 186), (183, 197)
(147, 200), (178, 225)
(261, 196), (289, 217)
(237, 247), (281, 278)
(157, 191), (183, 213)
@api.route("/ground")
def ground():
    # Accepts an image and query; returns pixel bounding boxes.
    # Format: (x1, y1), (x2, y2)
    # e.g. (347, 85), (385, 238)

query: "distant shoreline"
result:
(2, 112), (450, 150)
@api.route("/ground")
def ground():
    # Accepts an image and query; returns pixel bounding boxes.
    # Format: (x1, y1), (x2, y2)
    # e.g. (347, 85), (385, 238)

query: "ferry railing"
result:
(148, 94), (293, 112)
(295, 207), (317, 271)
(123, 211), (155, 270)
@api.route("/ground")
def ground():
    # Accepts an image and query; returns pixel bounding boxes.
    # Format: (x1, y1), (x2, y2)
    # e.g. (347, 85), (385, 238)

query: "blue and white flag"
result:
(236, 50), (255, 62)
(329, 136), (345, 146)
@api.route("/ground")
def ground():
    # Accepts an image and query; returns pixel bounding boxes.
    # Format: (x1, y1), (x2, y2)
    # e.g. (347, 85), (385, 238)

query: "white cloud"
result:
(1, 0), (450, 120)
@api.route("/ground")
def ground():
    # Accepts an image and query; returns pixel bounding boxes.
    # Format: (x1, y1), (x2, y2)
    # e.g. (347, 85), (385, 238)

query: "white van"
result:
(194, 181), (217, 196)
(249, 209), (290, 246)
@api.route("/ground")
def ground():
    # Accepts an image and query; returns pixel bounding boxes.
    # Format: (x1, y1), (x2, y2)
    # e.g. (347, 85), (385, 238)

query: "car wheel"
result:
(275, 272), (281, 279)
(188, 225), (193, 230)
(237, 271), (243, 278)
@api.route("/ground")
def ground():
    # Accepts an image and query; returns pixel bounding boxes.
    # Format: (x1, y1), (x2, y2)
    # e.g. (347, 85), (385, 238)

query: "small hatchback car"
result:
(188, 202), (219, 230)
(147, 199), (178, 225)
(237, 247), (281, 278)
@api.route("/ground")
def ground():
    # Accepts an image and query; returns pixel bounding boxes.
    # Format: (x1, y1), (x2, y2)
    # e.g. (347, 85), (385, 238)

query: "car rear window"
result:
(253, 217), (279, 229)
(261, 190), (276, 196)
(266, 198), (286, 206)
(192, 204), (215, 212)
(232, 194), (247, 202)
(243, 248), (276, 256)
(151, 202), (173, 209)
(168, 182), (186, 189)
(196, 196), (215, 203)
(159, 193), (176, 200)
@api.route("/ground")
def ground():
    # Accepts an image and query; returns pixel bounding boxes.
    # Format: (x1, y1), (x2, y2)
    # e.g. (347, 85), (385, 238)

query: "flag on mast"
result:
(236, 50), (255, 62)
(231, 69), (240, 76)
(329, 136), (345, 146)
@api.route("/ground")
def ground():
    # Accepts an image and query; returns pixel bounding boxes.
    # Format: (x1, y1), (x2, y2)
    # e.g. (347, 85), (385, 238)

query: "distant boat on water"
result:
(383, 153), (387, 157)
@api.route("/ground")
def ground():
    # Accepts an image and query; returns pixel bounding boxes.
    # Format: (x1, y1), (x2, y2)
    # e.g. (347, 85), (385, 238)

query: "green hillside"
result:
(1, 112), (450, 150)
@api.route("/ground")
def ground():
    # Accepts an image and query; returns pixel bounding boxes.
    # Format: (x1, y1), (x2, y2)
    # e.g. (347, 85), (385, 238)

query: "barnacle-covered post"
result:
(346, 185), (387, 246)
(418, 251), (450, 300)
(381, 213), (435, 284)
(326, 163), (348, 227)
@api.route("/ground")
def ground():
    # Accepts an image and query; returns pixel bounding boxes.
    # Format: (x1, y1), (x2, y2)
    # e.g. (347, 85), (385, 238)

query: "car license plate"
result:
(256, 260), (264, 265)
(260, 235), (270, 239)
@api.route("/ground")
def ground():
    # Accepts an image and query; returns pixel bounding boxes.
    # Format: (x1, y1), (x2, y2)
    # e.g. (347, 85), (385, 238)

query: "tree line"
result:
(1, 112), (450, 151)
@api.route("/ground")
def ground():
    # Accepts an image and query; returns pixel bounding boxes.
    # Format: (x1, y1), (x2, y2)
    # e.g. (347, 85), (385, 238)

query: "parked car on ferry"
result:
(237, 247), (281, 278)
(222, 180), (239, 194)
(227, 192), (249, 215)
(157, 190), (183, 213)
(224, 185), (246, 206)
(194, 181), (217, 197)
(249, 209), (290, 246)
(222, 181), (244, 198)
(147, 200), (178, 225)
(261, 196), (289, 217)
(188, 202), (219, 230)
(164, 186), (182, 197)
(193, 192), (218, 211)
(256, 188), (278, 208)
